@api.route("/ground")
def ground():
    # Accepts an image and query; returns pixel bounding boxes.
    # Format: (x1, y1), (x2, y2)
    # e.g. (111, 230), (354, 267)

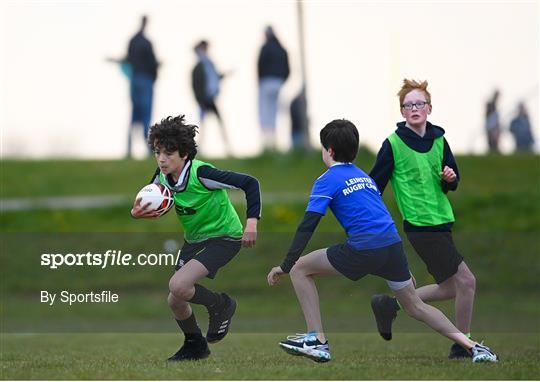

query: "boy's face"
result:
(153, 145), (187, 176)
(400, 89), (432, 127)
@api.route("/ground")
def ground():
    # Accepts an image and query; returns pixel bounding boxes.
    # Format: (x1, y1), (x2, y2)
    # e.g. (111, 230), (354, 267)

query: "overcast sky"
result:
(1, 0), (538, 158)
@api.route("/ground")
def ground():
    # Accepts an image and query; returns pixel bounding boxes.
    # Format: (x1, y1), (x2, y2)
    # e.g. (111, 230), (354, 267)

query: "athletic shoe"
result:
(206, 293), (237, 343)
(371, 294), (398, 341)
(167, 337), (210, 362)
(449, 342), (472, 359)
(471, 342), (499, 363)
(279, 332), (331, 363)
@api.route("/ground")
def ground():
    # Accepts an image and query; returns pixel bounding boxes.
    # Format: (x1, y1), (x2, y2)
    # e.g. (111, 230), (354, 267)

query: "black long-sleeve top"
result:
(128, 32), (158, 81)
(257, 38), (290, 80)
(150, 163), (261, 220)
(369, 121), (460, 232)
(280, 211), (322, 273)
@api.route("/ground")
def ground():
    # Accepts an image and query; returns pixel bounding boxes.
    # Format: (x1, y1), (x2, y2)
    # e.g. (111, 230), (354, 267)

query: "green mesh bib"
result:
(388, 132), (455, 226)
(159, 159), (243, 242)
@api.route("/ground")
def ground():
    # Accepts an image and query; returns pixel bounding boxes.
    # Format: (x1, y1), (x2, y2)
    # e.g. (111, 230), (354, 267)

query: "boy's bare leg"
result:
(415, 262), (475, 333)
(415, 279), (455, 301)
(168, 259), (209, 302)
(289, 248), (341, 343)
(394, 283), (474, 350)
(168, 293), (192, 320)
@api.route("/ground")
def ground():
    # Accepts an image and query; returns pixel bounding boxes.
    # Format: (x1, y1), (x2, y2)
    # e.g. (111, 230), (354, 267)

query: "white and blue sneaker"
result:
(279, 332), (331, 363)
(471, 342), (499, 363)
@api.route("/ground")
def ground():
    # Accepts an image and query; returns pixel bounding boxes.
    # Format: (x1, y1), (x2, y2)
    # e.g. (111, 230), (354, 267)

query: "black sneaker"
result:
(371, 294), (398, 341)
(206, 293), (237, 343)
(167, 337), (210, 362)
(448, 342), (472, 359)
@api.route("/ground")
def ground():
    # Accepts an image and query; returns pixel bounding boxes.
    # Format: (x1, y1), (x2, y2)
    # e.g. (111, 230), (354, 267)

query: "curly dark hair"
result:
(147, 115), (198, 160)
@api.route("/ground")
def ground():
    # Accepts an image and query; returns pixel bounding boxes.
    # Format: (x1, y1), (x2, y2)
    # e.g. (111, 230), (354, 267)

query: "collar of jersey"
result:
(330, 162), (352, 167)
(165, 160), (192, 193)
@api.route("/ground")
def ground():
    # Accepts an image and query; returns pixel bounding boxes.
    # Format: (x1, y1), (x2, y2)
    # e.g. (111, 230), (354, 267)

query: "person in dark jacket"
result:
(369, 79), (480, 361)
(509, 102), (535, 152)
(126, 15), (159, 158)
(257, 26), (290, 150)
(191, 40), (230, 155)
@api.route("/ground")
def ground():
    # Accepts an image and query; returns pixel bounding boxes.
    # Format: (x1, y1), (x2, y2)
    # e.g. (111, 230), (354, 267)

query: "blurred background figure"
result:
(257, 26), (290, 151)
(191, 40), (230, 155)
(485, 89), (501, 153)
(105, 56), (132, 79)
(290, 86), (308, 151)
(509, 102), (535, 152)
(126, 15), (159, 158)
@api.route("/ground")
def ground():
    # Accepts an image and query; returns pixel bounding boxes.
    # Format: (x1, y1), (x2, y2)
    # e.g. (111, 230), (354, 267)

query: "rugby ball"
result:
(135, 184), (174, 216)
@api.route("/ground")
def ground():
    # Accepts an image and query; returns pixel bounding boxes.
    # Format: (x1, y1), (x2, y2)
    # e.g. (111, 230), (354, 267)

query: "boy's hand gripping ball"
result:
(135, 184), (174, 216)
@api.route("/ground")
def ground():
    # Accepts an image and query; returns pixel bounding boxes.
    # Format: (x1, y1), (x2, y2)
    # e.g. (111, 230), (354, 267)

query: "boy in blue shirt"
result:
(266, 119), (497, 364)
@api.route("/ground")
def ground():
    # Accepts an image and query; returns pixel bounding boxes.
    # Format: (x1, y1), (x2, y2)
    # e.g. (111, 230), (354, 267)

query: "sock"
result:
(188, 284), (223, 311)
(392, 297), (401, 311)
(308, 331), (327, 344)
(175, 312), (203, 339)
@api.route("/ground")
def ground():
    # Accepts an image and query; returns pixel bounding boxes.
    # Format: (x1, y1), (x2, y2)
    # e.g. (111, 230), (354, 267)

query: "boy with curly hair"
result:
(131, 115), (261, 361)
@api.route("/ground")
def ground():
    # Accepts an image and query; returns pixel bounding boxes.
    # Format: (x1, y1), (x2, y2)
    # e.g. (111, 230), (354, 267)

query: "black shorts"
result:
(405, 231), (464, 284)
(175, 237), (241, 279)
(326, 241), (411, 283)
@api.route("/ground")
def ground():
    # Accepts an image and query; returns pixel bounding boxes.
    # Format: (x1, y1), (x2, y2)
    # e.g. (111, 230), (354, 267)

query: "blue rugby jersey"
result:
(306, 163), (400, 250)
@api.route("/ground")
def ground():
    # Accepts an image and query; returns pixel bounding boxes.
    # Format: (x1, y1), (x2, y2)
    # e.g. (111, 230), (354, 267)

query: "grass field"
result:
(2, 333), (539, 380)
(1, 151), (539, 379)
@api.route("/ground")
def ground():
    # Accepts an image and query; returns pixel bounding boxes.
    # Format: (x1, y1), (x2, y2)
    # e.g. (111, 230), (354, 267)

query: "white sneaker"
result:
(471, 343), (499, 363)
(279, 332), (331, 363)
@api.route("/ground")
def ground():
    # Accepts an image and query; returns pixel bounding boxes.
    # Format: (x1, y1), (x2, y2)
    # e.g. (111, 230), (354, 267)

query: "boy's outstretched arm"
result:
(197, 165), (261, 247)
(267, 211), (322, 285)
(369, 139), (394, 194)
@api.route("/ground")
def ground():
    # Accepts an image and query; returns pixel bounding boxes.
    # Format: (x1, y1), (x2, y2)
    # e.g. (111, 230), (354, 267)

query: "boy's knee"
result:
(455, 268), (476, 291)
(289, 262), (308, 279)
(169, 279), (194, 301)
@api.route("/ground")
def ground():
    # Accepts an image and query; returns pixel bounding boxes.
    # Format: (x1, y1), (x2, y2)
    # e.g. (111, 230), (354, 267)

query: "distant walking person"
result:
(126, 16), (159, 158)
(257, 26), (290, 150)
(290, 87), (308, 150)
(485, 90), (501, 153)
(191, 40), (230, 155)
(509, 102), (535, 152)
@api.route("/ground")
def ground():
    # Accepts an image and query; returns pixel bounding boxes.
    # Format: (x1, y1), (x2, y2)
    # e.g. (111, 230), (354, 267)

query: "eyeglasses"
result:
(402, 101), (429, 110)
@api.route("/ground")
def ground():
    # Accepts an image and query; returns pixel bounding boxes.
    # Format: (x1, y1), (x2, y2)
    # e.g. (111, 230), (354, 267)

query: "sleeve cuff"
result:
(280, 260), (294, 274)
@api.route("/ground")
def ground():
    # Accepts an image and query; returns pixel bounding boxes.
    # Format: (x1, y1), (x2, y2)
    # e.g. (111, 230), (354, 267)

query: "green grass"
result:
(2, 333), (539, 380)
(1, 152), (539, 379)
